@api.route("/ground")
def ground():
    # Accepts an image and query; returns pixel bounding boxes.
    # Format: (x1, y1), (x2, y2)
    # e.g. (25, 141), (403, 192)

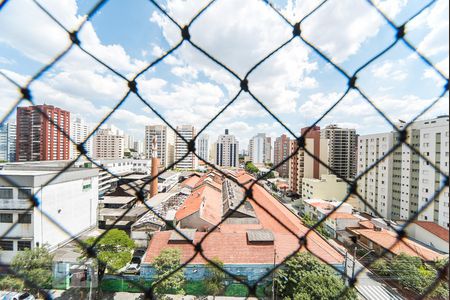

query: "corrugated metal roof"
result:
(169, 229), (197, 242)
(246, 229), (274, 242)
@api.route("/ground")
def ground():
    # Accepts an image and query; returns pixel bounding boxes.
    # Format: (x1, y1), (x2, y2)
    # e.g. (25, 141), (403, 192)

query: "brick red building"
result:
(16, 105), (70, 161)
(273, 134), (290, 178)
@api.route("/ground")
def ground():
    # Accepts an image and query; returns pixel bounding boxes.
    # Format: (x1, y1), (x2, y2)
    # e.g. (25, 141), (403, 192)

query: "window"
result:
(18, 188), (32, 199)
(0, 240), (13, 251)
(17, 241), (31, 251)
(0, 213), (13, 223)
(0, 188), (13, 199)
(18, 214), (31, 224)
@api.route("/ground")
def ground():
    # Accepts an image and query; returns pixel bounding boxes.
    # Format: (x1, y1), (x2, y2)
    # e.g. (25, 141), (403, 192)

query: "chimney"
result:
(150, 136), (159, 199)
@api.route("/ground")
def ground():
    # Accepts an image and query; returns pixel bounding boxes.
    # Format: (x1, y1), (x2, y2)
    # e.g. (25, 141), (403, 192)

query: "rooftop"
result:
(412, 221), (449, 242)
(350, 228), (445, 261)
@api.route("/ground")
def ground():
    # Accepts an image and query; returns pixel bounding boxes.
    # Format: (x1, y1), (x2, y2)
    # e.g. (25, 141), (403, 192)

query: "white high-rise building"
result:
(321, 125), (357, 180)
(134, 140), (144, 154)
(248, 133), (272, 166)
(70, 115), (92, 160)
(197, 134), (210, 163)
(145, 125), (175, 168)
(0, 122), (16, 162)
(124, 134), (135, 150)
(216, 129), (239, 168)
(175, 125), (197, 170)
(93, 126), (125, 160)
(357, 116), (449, 228)
(357, 132), (395, 219)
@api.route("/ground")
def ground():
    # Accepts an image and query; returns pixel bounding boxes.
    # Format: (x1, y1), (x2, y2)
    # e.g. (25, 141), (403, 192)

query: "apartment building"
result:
(16, 105), (70, 162)
(93, 126), (125, 160)
(302, 174), (349, 201)
(248, 133), (271, 166)
(0, 164), (98, 264)
(289, 127), (329, 194)
(144, 125), (175, 169)
(216, 129), (239, 168)
(321, 125), (357, 180)
(70, 115), (93, 160)
(357, 116), (449, 228)
(0, 122), (16, 162)
(357, 132), (394, 219)
(197, 134), (210, 164)
(273, 134), (290, 178)
(175, 125), (197, 170)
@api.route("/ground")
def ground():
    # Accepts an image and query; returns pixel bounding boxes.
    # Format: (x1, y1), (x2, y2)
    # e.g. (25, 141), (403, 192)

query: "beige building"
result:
(93, 126), (124, 160)
(289, 135), (329, 194)
(145, 125), (175, 169)
(302, 174), (349, 201)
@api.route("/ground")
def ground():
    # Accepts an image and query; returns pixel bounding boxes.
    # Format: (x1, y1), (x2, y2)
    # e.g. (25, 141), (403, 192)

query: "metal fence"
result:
(0, 0), (448, 299)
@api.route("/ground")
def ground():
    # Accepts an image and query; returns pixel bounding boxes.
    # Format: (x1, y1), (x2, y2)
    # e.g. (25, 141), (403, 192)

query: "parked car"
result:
(1, 292), (35, 300)
(122, 263), (140, 275)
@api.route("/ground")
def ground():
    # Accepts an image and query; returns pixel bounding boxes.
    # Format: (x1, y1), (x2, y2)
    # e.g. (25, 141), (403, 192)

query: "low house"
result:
(303, 199), (353, 221)
(347, 226), (446, 262)
(324, 212), (361, 238)
(401, 221), (449, 254)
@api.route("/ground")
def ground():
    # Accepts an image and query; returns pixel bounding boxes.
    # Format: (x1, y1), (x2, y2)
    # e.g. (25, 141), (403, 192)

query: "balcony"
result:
(0, 198), (32, 210)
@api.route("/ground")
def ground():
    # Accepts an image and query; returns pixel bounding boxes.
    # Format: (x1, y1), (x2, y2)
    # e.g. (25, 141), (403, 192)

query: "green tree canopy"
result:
(205, 258), (226, 296)
(275, 252), (357, 300)
(152, 248), (185, 296)
(245, 161), (259, 174)
(10, 246), (53, 295)
(83, 229), (135, 280)
(372, 254), (449, 299)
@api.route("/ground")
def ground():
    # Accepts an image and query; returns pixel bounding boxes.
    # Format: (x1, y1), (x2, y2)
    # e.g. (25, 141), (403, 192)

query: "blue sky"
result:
(0, 0), (448, 148)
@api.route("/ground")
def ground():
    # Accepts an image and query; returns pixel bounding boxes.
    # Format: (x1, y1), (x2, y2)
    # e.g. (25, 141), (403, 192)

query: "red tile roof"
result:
(145, 171), (344, 266)
(181, 175), (202, 189)
(175, 184), (222, 225)
(351, 228), (445, 261)
(144, 231), (277, 265)
(235, 173), (344, 265)
(413, 221), (449, 242)
(328, 212), (359, 220)
(359, 220), (375, 229)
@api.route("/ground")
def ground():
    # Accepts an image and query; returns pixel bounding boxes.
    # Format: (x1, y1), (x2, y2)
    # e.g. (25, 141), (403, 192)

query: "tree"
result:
(152, 248), (185, 296)
(205, 258), (226, 296)
(373, 254), (449, 299)
(83, 229), (135, 281)
(10, 246), (53, 296)
(245, 162), (259, 174)
(0, 275), (24, 291)
(275, 252), (357, 300)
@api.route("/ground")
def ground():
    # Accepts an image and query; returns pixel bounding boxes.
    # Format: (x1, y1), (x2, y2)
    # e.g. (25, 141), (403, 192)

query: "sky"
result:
(0, 0), (448, 149)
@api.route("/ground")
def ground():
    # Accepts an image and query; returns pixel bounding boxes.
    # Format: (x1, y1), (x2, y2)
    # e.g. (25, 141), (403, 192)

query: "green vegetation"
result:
(245, 161), (259, 174)
(372, 254), (449, 299)
(151, 248), (186, 296)
(1, 247), (53, 296)
(275, 252), (357, 300)
(83, 229), (135, 281)
(301, 214), (332, 239)
(205, 258), (226, 296)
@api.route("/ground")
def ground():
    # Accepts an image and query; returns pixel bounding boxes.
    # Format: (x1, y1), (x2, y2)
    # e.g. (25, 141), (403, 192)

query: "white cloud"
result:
(372, 61), (408, 81)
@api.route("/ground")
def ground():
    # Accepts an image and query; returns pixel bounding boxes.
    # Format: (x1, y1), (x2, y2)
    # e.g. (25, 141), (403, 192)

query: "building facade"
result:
(357, 132), (394, 219)
(321, 125), (357, 180)
(197, 134), (210, 164)
(16, 105), (71, 162)
(216, 129), (239, 168)
(0, 122), (16, 162)
(357, 116), (449, 228)
(248, 133), (269, 166)
(144, 125), (175, 169)
(273, 134), (290, 178)
(0, 165), (98, 264)
(289, 127), (329, 194)
(70, 115), (92, 160)
(302, 174), (349, 201)
(93, 126), (125, 160)
(175, 125), (197, 170)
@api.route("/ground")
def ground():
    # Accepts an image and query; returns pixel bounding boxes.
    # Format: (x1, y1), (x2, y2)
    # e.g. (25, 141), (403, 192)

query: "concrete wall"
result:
(404, 223), (449, 253)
